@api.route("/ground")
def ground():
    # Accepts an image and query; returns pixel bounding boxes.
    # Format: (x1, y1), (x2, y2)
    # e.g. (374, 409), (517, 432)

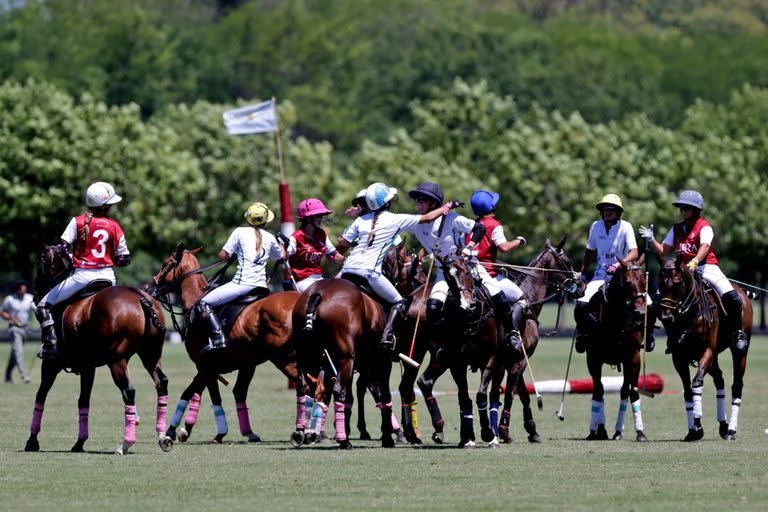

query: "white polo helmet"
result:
(365, 182), (397, 211)
(86, 182), (122, 208)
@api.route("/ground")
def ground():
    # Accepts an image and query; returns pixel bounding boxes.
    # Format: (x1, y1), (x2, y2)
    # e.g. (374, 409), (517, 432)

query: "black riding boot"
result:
(427, 299), (448, 363)
(722, 290), (748, 352)
(197, 301), (227, 356)
(492, 294), (520, 352)
(381, 300), (408, 351)
(645, 301), (657, 352)
(574, 301), (597, 354)
(35, 306), (57, 360)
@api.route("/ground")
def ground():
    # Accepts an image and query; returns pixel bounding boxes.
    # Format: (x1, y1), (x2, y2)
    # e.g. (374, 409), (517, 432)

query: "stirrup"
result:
(733, 331), (748, 352)
(37, 341), (57, 360)
(199, 337), (228, 356)
(505, 330), (522, 352)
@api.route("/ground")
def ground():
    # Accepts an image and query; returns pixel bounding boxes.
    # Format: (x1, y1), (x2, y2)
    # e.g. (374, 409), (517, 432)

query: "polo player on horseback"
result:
(574, 193), (647, 354)
(335, 182), (452, 351)
(404, 182), (520, 355)
(36, 182), (131, 360)
(640, 190), (748, 354)
(467, 189), (529, 351)
(196, 202), (284, 355)
(283, 198), (345, 293)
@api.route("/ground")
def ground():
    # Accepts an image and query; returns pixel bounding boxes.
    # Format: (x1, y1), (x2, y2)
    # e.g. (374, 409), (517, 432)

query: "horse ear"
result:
(556, 236), (567, 250)
(190, 246), (204, 255)
(545, 238), (552, 249)
(173, 243), (185, 261)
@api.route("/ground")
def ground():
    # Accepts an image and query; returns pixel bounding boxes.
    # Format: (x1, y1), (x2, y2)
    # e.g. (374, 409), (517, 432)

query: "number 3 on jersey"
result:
(91, 229), (110, 258)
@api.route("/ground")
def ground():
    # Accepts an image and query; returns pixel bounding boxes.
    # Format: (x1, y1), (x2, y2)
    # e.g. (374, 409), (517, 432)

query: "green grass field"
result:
(2, 336), (767, 511)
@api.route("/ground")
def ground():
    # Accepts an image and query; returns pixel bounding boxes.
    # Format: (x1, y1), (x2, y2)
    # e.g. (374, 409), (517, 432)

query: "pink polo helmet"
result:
(297, 198), (334, 219)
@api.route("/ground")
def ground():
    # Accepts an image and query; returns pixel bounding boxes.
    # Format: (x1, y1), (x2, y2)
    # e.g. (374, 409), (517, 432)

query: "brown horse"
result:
(292, 276), (397, 449)
(25, 244), (171, 455)
(657, 258), (751, 441)
(582, 258), (649, 442)
(149, 243), (303, 443)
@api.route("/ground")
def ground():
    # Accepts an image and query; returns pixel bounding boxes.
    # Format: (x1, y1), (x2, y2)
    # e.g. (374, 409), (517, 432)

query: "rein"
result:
(149, 258), (229, 297)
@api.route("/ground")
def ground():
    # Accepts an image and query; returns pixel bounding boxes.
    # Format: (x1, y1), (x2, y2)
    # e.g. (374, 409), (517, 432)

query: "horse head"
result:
(529, 238), (585, 300)
(34, 243), (74, 303)
(441, 257), (480, 317)
(382, 238), (411, 294)
(150, 243), (205, 307)
(606, 257), (648, 331)
(657, 256), (697, 324)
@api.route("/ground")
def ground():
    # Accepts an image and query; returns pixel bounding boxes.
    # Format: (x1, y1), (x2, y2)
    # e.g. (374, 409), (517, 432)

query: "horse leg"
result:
(515, 372), (541, 443)
(333, 358), (354, 449)
(417, 362), (448, 444)
(207, 379), (228, 444)
(138, 345), (172, 452)
(624, 349), (646, 442)
(708, 358), (728, 438)
(477, 359), (498, 445)
(25, 360), (62, 451)
(586, 353), (608, 440)
(450, 364), (475, 448)
(232, 364), (260, 442)
(355, 374), (371, 440)
(498, 372), (515, 444)
(109, 359), (138, 455)
(168, 373), (206, 442)
(321, 371), (335, 443)
(398, 341), (428, 445)
(487, 367), (503, 443)
(673, 354), (702, 441)
(727, 346), (748, 440)
(367, 367), (397, 448)
(71, 366), (96, 452)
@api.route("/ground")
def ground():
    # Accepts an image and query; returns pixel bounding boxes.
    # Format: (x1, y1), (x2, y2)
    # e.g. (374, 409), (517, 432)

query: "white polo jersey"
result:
(2, 292), (35, 326)
(341, 211), (421, 273)
(222, 227), (283, 287)
(408, 212), (475, 260)
(586, 219), (637, 280)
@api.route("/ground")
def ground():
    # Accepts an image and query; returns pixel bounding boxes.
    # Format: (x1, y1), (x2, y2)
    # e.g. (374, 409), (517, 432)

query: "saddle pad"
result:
(214, 288), (270, 337)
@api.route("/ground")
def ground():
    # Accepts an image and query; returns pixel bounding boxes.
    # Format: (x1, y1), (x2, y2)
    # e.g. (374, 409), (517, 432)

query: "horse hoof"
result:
(244, 432), (261, 443)
(719, 421), (729, 439)
(395, 428), (407, 444)
(338, 439), (353, 450)
(24, 436), (39, 452)
(166, 427), (177, 441)
(586, 427), (609, 441)
(480, 427), (495, 443)
(431, 431), (444, 444)
(725, 430), (737, 441)
(158, 435), (173, 452)
(405, 432), (423, 445)
(381, 436), (395, 448)
(683, 427), (704, 442)
(502, 435), (513, 444)
(305, 431), (318, 444)
(635, 431), (648, 442)
(71, 439), (86, 452)
(488, 437), (500, 449)
(211, 433), (226, 444)
(177, 427), (189, 443)
(460, 439), (476, 449)
(359, 430), (372, 441)
(527, 433), (542, 444)
(290, 431), (304, 448)
(612, 431), (623, 441)
(318, 431), (331, 444)
(115, 440), (134, 455)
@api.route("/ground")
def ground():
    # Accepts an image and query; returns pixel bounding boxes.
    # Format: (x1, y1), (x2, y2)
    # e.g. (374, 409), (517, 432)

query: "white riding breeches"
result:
(697, 264), (734, 296)
(202, 281), (255, 307)
(295, 274), (323, 293)
(429, 263), (501, 303)
(343, 268), (402, 305)
(495, 275), (524, 303)
(40, 267), (116, 307)
(578, 277), (652, 305)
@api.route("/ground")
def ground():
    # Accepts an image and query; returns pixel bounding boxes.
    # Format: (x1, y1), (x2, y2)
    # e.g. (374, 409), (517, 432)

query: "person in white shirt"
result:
(574, 194), (640, 353)
(197, 202), (284, 355)
(336, 182), (454, 350)
(2, 281), (35, 383)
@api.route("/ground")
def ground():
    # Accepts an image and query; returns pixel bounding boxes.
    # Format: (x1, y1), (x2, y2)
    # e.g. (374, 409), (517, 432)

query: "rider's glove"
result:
(460, 246), (473, 259)
(606, 263), (619, 275)
(639, 225), (655, 242)
(276, 232), (290, 249)
(686, 259), (698, 272)
(514, 235), (527, 247)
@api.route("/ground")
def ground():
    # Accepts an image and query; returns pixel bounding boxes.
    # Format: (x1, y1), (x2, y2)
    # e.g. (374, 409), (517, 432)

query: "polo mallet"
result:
(217, 374), (230, 386)
(555, 330), (577, 421)
(520, 342), (543, 410)
(323, 348), (338, 378)
(639, 266), (654, 398)
(398, 255), (435, 368)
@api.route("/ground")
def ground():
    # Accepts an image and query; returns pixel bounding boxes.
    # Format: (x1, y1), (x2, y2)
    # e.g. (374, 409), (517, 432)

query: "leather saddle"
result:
(213, 287), (270, 337)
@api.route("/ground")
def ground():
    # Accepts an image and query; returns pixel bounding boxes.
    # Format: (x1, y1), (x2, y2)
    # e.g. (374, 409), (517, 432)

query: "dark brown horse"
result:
(25, 244), (170, 455)
(658, 258), (751, 441)
(150, 243), (304, 443)
(582, 258), (649, 442)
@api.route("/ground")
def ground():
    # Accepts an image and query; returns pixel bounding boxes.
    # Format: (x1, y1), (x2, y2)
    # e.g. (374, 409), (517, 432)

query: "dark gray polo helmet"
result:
(673, 190), (704, 211)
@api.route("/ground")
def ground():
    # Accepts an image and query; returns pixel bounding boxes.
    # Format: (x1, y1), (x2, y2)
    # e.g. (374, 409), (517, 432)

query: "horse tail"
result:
(304, 292), (322, 332)
(131, 289), (167, 339)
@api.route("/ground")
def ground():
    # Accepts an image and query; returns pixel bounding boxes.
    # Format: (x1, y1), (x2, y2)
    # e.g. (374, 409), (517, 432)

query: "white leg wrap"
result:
(716, 389), (726, 422)
(590, 400), (604, 430)
(685, 401), (695, 429)
(170, 399), (188, 428)
(728, 398), (741, 432)
(309, 402), (327, 432)
(614, 399), (628, 433)
(631, 399), (644, 432)
(212, 405), (228, 435)
(692, 386), (703, 419)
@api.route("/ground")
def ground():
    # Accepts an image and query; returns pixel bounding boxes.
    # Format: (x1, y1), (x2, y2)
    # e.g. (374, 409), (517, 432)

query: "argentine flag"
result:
(223, 100), (278, 135)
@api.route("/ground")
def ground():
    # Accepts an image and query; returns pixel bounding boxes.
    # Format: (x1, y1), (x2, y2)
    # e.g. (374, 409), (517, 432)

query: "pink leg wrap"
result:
(376, 402), (399, 430)
(156, 395), (168, 434)
(186, 393), (202, 425)
(78, 407), (89, 440)
(236, 402), (252, 435)
(124, 405), (137, 444)
(31, 402), (44, 435)
(334, 402), (347, 441)
(320, 402), (329, 432)
(295, 396), (307, 429)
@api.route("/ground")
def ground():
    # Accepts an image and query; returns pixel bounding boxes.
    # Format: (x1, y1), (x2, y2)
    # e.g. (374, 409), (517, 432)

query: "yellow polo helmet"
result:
(595, 193), (624, 213)
(244, 202), (274, 226)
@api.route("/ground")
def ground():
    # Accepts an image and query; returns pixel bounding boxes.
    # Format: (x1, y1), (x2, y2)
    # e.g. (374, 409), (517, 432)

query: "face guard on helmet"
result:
(86, 182), (122, 208)
(244, 202), (275, 226)
(365, 182), (398, 211)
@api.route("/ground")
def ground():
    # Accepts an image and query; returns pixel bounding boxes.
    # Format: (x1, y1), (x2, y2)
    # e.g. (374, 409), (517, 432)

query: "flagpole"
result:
(272, 96), (294, 237)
